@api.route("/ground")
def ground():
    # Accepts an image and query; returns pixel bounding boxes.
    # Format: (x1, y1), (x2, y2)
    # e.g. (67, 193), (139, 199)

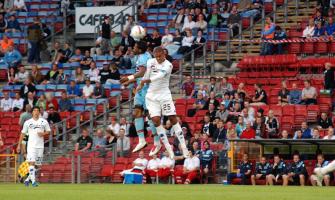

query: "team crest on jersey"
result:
(151, 65), (158, 72)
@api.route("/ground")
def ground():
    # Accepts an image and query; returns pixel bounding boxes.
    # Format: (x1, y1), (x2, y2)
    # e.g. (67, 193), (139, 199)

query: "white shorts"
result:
(27, 148), (44, 165)
(145, 92), (176, 117)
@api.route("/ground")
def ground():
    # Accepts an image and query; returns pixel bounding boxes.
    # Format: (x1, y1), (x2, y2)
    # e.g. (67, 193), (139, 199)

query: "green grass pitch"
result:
(0, 184), (334, 200)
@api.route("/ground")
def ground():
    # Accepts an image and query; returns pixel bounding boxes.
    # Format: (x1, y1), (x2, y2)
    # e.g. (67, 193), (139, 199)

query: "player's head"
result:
(260, 156), (266, 164)
(134, 40), (147, 55)
(153, 47), (166, 64)
(243, 153), (249, 162)
(293, 153), (300, 162)
(317, 154), (324, 164)
(273, 154), (281, 164)
(32, 106), (40, 118)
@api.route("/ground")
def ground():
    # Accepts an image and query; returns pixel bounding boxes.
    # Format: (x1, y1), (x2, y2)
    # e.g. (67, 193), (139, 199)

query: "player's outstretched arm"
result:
(120, 66), (146, 85)
(16, 133), (25, 153)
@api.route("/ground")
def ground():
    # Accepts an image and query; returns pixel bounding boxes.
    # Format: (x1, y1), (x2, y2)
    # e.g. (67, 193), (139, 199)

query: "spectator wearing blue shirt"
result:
(283, 153), (307, 186)
(228, 153), (252, 185)
(326, 17), (335, 36)
(187, 93), (206, 117)
(93, 129), (107, 149)
(6, 15), (21, 33)
(293, 122), (312, 139)
(69, 48), (83, 63)
(288, 83), (301, 104)
(67, 80), (82, 98)
(200, 141), (214, 184)
(313, 21), (326, 37)
(251, 156), (272, 185)
(3, 45), (22, 68)
(273, 26), (287, 54)
(58, 91), (73, 112)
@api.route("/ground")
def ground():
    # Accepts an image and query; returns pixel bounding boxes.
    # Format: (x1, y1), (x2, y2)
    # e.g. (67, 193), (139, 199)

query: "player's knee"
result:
(168, 116), (178, 124)
(251, 175), (255, 179)
(133, 108), (143, 118)
(324, 175), (330, 181)
(151, 117), (161, 127)
(299, 174), (305, 179)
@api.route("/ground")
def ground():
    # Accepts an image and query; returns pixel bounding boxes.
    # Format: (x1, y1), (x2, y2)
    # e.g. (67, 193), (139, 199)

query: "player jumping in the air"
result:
(136, 47), (188, 159)
(120, 41), (161, 156)
(314, 159), (335, 186)
(17, 106), (51, 187)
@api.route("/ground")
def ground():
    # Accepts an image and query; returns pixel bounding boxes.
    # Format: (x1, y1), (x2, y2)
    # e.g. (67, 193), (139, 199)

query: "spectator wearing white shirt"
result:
(14, 65), (29, 84)
(13, 0), (27, 11)
(195, 14), (207, 32)
(145, 154), (161, 183)
(323, 128), (335, 140)
(11, 92), (24, 111)
(119, 117), (130, 136)
(158, 150), (175, 181)
(108, 117), (120, 136)
(182, 15), (196, 32)
(82, 79), (94, 99)
(161, 28), (174, 47)
(0, 92), (12, 111)
(177, 29), (194, 55)
(117, 128), (130, 157)
(302, 18), (315, 38)
(121, 150), (148, 176)
(88, 62), (99, 83)
(178, 150), (200, 184)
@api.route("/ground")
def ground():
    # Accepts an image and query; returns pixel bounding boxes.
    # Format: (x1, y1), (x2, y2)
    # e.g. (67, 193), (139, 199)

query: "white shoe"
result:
(149, 144), (162, 156)
(132, 141), (147, 153)
(313, 167), (323, 187)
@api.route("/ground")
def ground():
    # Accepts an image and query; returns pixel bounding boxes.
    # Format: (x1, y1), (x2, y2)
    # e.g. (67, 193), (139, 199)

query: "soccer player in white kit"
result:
(17, 106), (51, 187)
(314, 160), (335, 186)
(136, 47), (188, 159)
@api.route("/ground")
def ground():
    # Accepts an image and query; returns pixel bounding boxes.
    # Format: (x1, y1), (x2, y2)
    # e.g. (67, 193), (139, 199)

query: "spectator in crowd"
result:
(187, 92), (205, 117)
(105, 129), (117, 147)
(278, 81), (290, 105)
(200, 141), (214, 184)
(228, 6), (241, 37)
(67, 80), (82, 98)
(124, 15), (135, 32)
(15, 65), (29, 84)
(20, 78), (36, 99)
(19, 104), (32, 126)
(314, 9), (325, 25)
(222, 93), (231, 108)
(172, 7), (186, 30)
(47, 104), (61, 125)
(35, 94), (46, 110)
(310, 154), (333, 186)
(207, 77), (219, 94)
(119, 117), (130, 136)
(0, 91), (12, 112)
(6, 14), (21, 32)
(273, 26), (287, 54)
(293, 122), (312, 139)
(120, 30), (135, 52)
(88, 62), (99, 83)
(92, 81), (105, 99)
(181, 75), (195, 98)
(204, 92), (219, 110)
(324, 62), (334, 90)
(50, 41), (62, 62)
(74, 67), (85, 84)
(101, 16), (111, 55)
(58, 91), (72, 112)
(43, 63), (59, 84)
(195, 13), (207, 32)
(289, 83), (302, 104)
(314, 21), (326, 37)
(244, 101), (255, 122)
(45, 92), (58, 111)
(240, 121), (255, 139)
(0, 14), (7, 33)
(192, 29), (206, 50)
(110, 31), (121, 51)
(69, 48), (83, 63)
(226, 121), (238, 139)
(178, 150), (200, 184)
(55, 67), (67, 84)
(251, 84), (267, 106)
(157, 150), (175, 181)
(312, 128), (320, 139)
(92, 129), (107, 149)
(253, 116), (267, 139)
(303, 18), (315, 38)
(13, 0), (27, 11)
(108, 62), (121, 84)
(283, 153), (307, 186)
(323, 127), (335, 139)
(216, 103), (229, 122)
(59, 42), (72, 63)
(80, 50), (93, 70)
(7, 67), (15, 85)
(260, 17), (275, 55)
(326, 17), (335, 36)
(267, 155), (286, 185)
(235, 115), (246, 137)
(117, 128), (130, 157)
(121, 151), (148, 175)
(202, 115), (216, 137)
(207, 8), (224, 27)
(111, 48), (131, 69)
(194, 83), (208, 98)
(231, 93), (244, 112)
(265, 110), (279, 138)
(182, 14), (196, 32)
(212, 120), (226, 143)
(12, 92), (24, 111)
(91, 31), (102, 56)
(161, 28), (174, 47)
(82, 79), (94, 99)
(75, 128), (93, 152)
(108, 117), (120, 136)
(31, 65), (43, 84)
(294, 129), (304, 140)
(301, 80), (317, 105)
(0, 34), (13, 55)
(219, 77), (233, 96)
(99, 62), (112, 84)
(251, 156), (271, 185)
(228, 153), (252, 185)
(318, 112), (333, 129)
(27, 17), (42, 63)
(145, 154), (161, 183)
(190, 140), (201, 156)
(178, 29), (194, 55)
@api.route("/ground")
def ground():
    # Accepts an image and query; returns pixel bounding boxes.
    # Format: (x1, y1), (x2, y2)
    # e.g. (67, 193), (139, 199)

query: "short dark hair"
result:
(32, 106), (40, 112)
(136, 40), (147, 53)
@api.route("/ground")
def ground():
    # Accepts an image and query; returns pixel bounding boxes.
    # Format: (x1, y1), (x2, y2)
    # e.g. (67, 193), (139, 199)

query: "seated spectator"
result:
(200, 141), (214, 184)
(212, 120), (226, 143)
(50, 41), (62, 62)
(293, 122), (312, 139)
(99, 62), (112, 84)
(207, 77), (219, 94)
(177, 150), (200, 184)
(88, 62), (100, 83)
(82, 79), (94, 99)
(173, 29), (183, 45)
(109, 63), (121, 84)
(105, 129), (117, 147)
(192, 29), (206, 50)
(67, 80), (82, 98)
(251, 156), (271, 185)
(240, 121), (255, 139)
(120, 30), (135, 52)
(43, 63), (59, 84)
(177, 29), (194, 55)
(90, 33), (102, 56)
(251, 84), (267, 106)
(231, 93), (244, 111)
(323, 127), (335, 139)
(61, 42), (73, 63)
(265, 110), (279, 138)
(312, 128), (320, 139)
(145, 154), (161, 183)
(219, 77), (234, 96)
(158, 150), (175, 181)
(124, 15), (135, 32)
(74, 67), (85, 84)
(241, 0), (262, 18)
(13, 0), (27, 11)
(75, 128), (93, 152)
(190, 140), (201, 156)
(303, 18), (315, 38)
(310, 154), (333, 186)
(193, 83), (208, 98)
(207, 8), (224, 27)
(187, 93), (205, 117)
(15, 65), (29, 84)
(31, 65), (43, 84)
(80, 50), (93, 70)
(226, 121), (238, 139)
(19, 104), (32, 126)
(45, 92), (59, 111)
(227, 102), (242, 124)
(47, 104), (61, 124)
(119, 117), (130, 136)
(117, 128), (130, 156)
(182, 15), (196, 32)
(221, 8), (230, 28)
(314, 10), (325, 25)
(20, 78), (36, 99)
(204, 92), (219, 110)
(161, 28), (174, 47)
(0, 91), (12, 112)
(58, 91), (73, 112)
(283, 153), (307, 186)
(0, 34), (14, 54)
(278, 81), (289, 105)
(228, 6), (241, 37)
(0, 14), (7, 33)
(326, 17), (335, 36)
(253, 116), (267, 139)
(260, 17), (275, 55)
(301, 80), (317, 105)
(147, 0), (166, 8)
(244, 101), (255, 122)
(221, 93), (231, 109)
(172, 8), (186, 30)
(228, 153), (252, 185)
(318, 112), (333, 129)
(236, 82), (248, 100)
(163, 48), (173, 62)
(235, 116), (246, 137)
(35, 94), (46, 110)
(288, 83), (302, 104)
(195, 14), (207, 32)
(266, 155), (287, 185)
(7, 67), (15, 85)
(69, 48), (83, 63)
(110, 31), (121, 51)
(216, 103), (229, 122)
(314, 21), (326, 37)
(92, 129), (107, 149)
(324, 62), (334, 90)
(12, 92), (24, 111)
(121, 151), (148, 175)
(111, 48), (131, 69)
(201, 115), (216, 137)
(55, 67), (68, 84)
(273, 26), (287, 54)
(6, 14), (21, 32)
(92, 81), (105, 99)
(108, 117), (120, 136)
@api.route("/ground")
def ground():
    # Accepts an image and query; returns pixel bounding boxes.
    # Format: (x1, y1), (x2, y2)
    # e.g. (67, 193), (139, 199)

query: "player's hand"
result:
(120, 77), (129, 84)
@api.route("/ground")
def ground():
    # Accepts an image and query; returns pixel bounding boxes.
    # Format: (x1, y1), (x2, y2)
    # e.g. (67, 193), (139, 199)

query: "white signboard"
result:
(75, 6), (133, 34)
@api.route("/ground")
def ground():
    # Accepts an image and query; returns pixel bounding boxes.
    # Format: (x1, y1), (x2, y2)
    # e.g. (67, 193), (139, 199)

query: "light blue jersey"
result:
(134, 51), (152, 109)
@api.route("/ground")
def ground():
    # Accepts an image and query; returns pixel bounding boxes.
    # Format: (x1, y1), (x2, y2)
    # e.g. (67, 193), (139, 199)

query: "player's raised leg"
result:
(148, 119), (161, 156)
(132, 105), (147, 153)
(169, 116), (188, 158)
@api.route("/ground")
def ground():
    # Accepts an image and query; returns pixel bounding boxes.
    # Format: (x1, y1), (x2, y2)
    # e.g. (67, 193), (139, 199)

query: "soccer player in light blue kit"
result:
(120, 41), (161, 156)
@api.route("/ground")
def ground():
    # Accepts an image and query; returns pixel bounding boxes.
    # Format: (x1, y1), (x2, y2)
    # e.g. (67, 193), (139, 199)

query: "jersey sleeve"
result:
(142, 60), (152, 80)
(21, 121), (29, 135)
(149, 61), (172, 82)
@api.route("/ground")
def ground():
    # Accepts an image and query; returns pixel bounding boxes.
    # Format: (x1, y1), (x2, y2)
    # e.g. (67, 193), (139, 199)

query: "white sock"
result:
(25, 175), (30, 182)
(28, 166), (36, 183)
(172, 123), (187, 150)
(321, 160), (335, 175)
(156, 125), (171, 149)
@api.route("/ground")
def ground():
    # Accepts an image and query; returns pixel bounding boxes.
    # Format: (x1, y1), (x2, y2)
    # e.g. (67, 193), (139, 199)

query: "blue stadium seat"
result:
(110, 91), (121, 97)
(54, 91), (62, 98)
(13, 85), (22, 91)
(74, 99), (86, 105)
(46, 84), (57, 91)
(86, 99), (97, 105)
(73, 105), (85, 112)
(97, 99), (107, 104)
(2, 85), (13, 91)
(35, 85), (46, 91)
(56, 85), (67, 91)
(148, 9), (159, 14)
